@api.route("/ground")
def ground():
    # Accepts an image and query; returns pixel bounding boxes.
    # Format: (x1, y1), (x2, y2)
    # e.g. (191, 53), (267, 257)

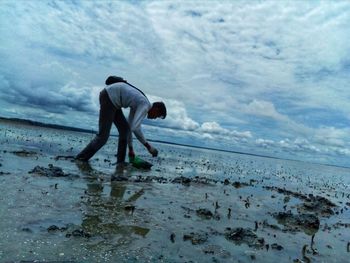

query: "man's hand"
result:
(145, 143), (158, 157)
(148, 146), (158, 157)
(128, 147), (135, 160)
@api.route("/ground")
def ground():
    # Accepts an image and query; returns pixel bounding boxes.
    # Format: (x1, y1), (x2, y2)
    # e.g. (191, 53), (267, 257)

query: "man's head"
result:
(148, 102), (167, 119)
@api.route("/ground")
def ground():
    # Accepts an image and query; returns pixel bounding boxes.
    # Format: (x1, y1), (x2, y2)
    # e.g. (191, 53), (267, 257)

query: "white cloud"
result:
(314, 127), (349, 148)
(198, 121), (252, 139)
(256, 138), (275, 148)
(147, 95), (199, 131)
(198, 122), (227, 134)
(0, 1), (350, 166)
(242, 100), (289, 121)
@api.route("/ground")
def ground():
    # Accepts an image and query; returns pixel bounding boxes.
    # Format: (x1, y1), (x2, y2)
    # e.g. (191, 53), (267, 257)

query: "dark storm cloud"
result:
(0, 76), (94, 114)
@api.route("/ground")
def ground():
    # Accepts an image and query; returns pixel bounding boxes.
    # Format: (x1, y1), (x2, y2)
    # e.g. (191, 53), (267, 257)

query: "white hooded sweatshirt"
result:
(105, 82), (151, 147)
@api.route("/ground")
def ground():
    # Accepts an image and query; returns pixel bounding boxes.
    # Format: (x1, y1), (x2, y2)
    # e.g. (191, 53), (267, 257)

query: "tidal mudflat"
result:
(0, 119), (349, 263)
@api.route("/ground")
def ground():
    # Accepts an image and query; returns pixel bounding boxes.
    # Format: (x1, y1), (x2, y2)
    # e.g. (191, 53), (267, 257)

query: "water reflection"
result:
(75, 161), (150, 244)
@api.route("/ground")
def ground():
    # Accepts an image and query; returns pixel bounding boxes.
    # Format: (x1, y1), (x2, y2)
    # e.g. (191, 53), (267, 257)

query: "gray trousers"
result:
(76, 89), (130, 163)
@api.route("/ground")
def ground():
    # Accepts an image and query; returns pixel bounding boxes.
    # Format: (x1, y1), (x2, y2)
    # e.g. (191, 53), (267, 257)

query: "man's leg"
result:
(76, 90), (116, 161)
(113, 109), (130, 164)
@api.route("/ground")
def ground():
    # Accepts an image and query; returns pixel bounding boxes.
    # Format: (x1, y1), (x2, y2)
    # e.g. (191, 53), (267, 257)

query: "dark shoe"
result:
(111, 162), (130, 181)
(114, 162), (129, 174)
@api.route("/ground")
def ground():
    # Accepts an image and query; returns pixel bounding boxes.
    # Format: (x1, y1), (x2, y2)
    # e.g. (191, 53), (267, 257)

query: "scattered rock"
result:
(273, 211), (320, 235)
(249, 179), (258, 185)
(133, 175), (168, 184)
(54, 155), (76, 161)
(264, 186), (308, 201)
(232, 181), (249, 188)
(66, 228), (91, 238)
(264, 186), (337, 217)
(183, 232), (208, 245)
(225, 227), (265, 248)
(196, 208), (213, 219)
(47, 225), (60, 232)
(170, 233), (176, 243)
(181, 206), (195, 213)
(172, 176), (191, 185)
(330, 222), (350, 229)
(227, 208), (232, 219)
(124, 205), (135, 214)
(262, 220), (281, 231)
(284, 196), (290, 203)
(29, 164), (78, 178)
(271, 243), (284, 250)
(298, 195), (336, 217)
(192, 176), (217, 185)
(11, 150), (38, 157)
(109, 174), (226, 186)
(223, 179), (230, 185)
(202, 245), (231, 258)
(265, 187), (334, 230)
(22, 227), (33, 233)
(47, 225), (67, 232)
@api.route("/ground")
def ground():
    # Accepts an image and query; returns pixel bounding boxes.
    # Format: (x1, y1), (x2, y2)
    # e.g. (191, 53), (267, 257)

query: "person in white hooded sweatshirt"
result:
(76, 76), (166, 169)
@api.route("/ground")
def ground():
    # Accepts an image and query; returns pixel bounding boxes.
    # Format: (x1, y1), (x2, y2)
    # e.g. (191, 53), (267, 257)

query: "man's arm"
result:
(128, 106), (148, 145)
(128, 105), (158, 157)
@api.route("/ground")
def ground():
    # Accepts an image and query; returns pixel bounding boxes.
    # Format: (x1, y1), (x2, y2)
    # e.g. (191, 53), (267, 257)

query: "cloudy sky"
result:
(0, 1), (349, 167)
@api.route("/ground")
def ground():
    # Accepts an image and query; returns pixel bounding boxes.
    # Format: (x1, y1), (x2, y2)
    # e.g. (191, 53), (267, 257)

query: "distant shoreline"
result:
(0, 116), (94, 134)
(1, 116), (349, 170)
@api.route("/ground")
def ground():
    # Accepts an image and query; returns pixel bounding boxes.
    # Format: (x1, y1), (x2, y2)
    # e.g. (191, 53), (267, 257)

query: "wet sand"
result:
(0, 119), (349, 262)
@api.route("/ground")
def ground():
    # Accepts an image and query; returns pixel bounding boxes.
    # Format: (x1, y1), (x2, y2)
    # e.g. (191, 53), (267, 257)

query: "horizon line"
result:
(0, 116), (349, 170)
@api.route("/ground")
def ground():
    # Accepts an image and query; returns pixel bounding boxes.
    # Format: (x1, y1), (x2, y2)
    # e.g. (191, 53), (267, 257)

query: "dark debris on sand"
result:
(29, 164), (79, 178)
(46, 224), (91, 239)
(183, 232), (208, 245)
(264, 186), (309, 200)
(133, 175), (168, 184)
(224, 227), (265, 248)
(109, 171), (240, 188)
(196, 208), (221, 221)
(273, 211), (320, 235)
(196, 208), (214, 220)
(297, 195), (336, 217)
(172, 176), (192, 185)
(11, 150), (39, 157)
(13, 261), (77, 263)
(47, 225), (68, 232)
(232, 181), (250, 188)
(271, 243), (284, 250)
(54, 155), (76, 161)
(66, 228), (91, 238)
(265, 185), (337, 217)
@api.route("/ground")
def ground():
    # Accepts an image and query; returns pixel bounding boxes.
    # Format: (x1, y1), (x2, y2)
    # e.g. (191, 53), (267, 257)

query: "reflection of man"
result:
(76, 76), (166, 169)
(75, 161), (149, 238)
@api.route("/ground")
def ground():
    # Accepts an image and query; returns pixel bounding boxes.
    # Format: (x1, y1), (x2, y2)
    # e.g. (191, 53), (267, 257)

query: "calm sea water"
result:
(0, 120), (349, 262)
